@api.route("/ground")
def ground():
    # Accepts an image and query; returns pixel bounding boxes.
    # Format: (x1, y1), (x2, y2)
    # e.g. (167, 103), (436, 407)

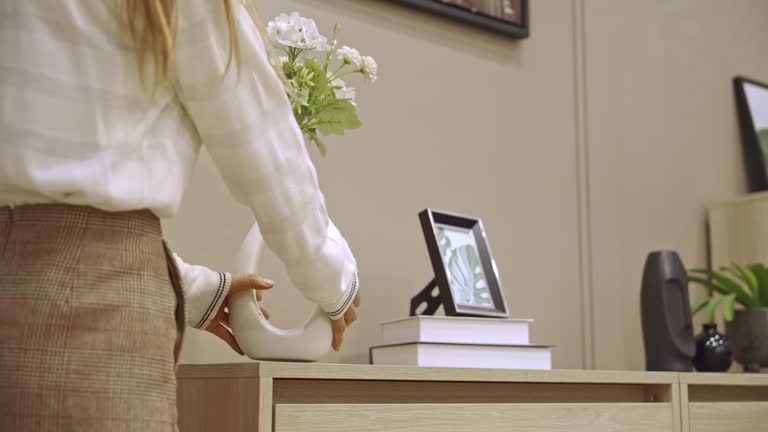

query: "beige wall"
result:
(164, 0), (768, 370)
(584, 0), (768, 370)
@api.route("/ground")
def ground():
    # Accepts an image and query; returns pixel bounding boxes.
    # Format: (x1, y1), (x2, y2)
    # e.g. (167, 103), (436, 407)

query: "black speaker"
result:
(640, 250), (695, 371)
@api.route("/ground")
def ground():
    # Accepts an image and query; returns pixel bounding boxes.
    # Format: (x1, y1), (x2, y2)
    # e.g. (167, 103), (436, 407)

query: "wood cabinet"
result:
(178, 363), (683, 432)
(177, 363), (768, 432)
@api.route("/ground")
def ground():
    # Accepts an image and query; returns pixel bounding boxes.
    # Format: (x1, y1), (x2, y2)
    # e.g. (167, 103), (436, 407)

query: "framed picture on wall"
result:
(419, 209), (508, 318)
(734, 76), (768, 192)
(391, 0), (529, 38)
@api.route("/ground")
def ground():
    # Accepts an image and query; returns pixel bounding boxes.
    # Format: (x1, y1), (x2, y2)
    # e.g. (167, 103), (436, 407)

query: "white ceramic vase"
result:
(229, 223), (333, 361)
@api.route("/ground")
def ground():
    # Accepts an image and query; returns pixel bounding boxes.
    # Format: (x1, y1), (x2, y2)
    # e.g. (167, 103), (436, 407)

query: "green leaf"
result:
(688, 274), (731, 296)
(726, 264), (758, 300)
(314, 76), (329, 100)
(303, 57), (329, 100)
(725, 265), (746, 284)
(724, 265), (758, 306)
(691, 297), (710, 315)
(302, 56), (320, 72)
(722, 293), (737, 321)
(689, 268), (711, 273)
(749, 263), (768, 307)
(316, 99), (362, 136)
(315, 139), (327, 157)
(705, 296), (720, 324)
(740, 265), (760, 305)
(310, 133), (327, 157)
(711, 269), (756, 306)
(689, 269), (754, 306)
(303, 129), (327, 157)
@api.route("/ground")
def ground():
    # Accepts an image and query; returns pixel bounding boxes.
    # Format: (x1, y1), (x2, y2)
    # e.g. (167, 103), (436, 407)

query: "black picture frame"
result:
(734, 76), (768, 192)
(391, 0), (529, 39)
(419, 208), (508, 318)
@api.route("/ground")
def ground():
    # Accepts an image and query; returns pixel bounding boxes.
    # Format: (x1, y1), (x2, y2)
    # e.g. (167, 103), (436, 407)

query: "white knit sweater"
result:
(0, 0), (358, 328)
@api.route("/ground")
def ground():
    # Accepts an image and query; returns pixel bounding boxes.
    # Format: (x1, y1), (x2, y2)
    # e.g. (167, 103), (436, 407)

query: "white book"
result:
(370, 342), (552, 370)
(378, 315), (531, 346)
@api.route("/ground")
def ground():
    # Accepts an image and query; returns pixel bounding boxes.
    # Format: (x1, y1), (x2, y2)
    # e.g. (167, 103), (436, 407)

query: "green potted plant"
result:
(689, 263), (768, 372)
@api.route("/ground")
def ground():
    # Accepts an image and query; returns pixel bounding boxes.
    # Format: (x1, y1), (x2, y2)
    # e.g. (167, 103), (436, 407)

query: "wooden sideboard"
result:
(177, 362), (768, 432)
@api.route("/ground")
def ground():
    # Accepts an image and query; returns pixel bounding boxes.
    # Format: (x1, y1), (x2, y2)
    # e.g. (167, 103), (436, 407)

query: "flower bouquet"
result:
(267, 12), (377, 156)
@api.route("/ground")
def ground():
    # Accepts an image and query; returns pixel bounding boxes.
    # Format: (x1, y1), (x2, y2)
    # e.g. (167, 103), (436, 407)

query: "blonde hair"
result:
(126, 0), (269, 85)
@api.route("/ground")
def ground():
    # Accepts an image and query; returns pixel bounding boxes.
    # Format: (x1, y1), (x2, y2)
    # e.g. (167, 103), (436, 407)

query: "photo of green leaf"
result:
(436, 224), (492, 308)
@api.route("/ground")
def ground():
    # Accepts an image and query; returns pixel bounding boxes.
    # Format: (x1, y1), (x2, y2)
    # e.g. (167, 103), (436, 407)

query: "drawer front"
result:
(275, 403), (674, 432)
(689, 402), (768, 432)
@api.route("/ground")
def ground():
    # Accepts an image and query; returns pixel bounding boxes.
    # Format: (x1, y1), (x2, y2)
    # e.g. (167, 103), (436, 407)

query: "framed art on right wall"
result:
(734, 76), (768, 192)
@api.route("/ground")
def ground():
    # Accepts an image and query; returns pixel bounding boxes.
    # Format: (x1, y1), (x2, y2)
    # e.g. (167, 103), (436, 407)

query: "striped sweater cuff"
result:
(325, 272), (359, 320)
(193, 272), (232, 329)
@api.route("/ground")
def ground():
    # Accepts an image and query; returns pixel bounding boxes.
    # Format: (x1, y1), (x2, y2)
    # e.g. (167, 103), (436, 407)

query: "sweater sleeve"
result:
(172, 252), (232, 330)
(173, 0), (358, 319)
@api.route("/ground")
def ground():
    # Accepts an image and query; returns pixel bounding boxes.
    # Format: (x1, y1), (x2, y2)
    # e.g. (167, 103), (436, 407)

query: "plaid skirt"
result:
(0, 204), (185, 432)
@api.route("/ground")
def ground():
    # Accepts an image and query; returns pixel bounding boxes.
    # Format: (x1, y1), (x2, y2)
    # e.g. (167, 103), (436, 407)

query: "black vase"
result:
(693, 323), (733, 372)
(640, 251), (695, 371)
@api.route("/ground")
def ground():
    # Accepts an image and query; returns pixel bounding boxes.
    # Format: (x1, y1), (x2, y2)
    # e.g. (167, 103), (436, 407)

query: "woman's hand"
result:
(205, 274), (274, 355)
(330, 292), (361, 352)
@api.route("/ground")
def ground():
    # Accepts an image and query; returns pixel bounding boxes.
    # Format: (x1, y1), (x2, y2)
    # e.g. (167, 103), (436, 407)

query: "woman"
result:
(0, 0), (360, 430)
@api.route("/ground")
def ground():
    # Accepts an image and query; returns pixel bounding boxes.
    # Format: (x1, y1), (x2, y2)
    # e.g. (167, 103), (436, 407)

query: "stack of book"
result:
(370, 315), (551, 369)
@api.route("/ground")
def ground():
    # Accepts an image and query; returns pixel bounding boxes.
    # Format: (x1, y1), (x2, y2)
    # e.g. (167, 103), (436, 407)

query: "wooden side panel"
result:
(177, 377), (261, 432)
(258, 378), (273, 432)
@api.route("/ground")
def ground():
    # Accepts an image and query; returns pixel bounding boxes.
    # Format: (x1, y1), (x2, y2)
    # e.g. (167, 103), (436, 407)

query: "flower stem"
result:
(323, 24), (340, 73)
(330, 69), (359, 81)
(288, 47), (303, 64)
(329, 63), (346, 79)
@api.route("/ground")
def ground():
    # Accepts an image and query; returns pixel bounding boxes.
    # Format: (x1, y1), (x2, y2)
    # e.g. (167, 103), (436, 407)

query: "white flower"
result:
(335, 46), (362, 68)
(267, 12), (329, 51)
(361, 55), (378, 83)
(332, 78), (356, 106)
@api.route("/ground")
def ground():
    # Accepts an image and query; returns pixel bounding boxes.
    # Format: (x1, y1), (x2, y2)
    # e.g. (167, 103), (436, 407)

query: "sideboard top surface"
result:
(178, 362), (682, 384)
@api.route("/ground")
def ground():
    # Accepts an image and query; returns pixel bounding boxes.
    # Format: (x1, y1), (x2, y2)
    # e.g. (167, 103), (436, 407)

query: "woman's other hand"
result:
(205, 274), (273, 355)
(330, 292), (361, 352)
